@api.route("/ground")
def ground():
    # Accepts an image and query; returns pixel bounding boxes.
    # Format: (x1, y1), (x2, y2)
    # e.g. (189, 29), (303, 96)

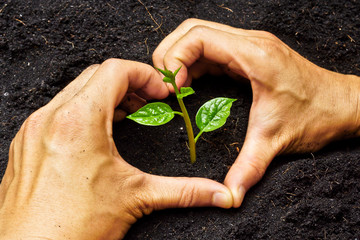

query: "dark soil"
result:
(1, 0), (359, 239)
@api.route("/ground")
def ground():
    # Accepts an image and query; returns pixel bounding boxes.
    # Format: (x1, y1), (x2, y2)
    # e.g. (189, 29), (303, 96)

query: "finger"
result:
(161, 26), (263, 89)
(113, 109), (127, 122)
(176, 61), (223, 90)
(119, 93), (147, 113)
(153, 19), (262, 86)
(168, 57), (241, 92)
(153, 19), (243, 92)
(68, 59), (169, 121)
(176, 61), (209, 90)
(153, 18), (247, 68)
(153, 18), (281, 69)
(114, 93), (147, 122)
(146, 174), (233, 210)
(48, 64), (100, 108)
(0, 142), (15, 203)
(188, 60), (224, 79)
(224, 130), (278, 208)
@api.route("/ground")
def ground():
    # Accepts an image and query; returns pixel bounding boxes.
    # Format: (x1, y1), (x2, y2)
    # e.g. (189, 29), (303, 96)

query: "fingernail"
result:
(212, 192), (232, 208)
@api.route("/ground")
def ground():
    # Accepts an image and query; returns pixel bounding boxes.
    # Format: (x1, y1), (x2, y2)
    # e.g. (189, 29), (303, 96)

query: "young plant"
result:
(127, 66), (236, 163)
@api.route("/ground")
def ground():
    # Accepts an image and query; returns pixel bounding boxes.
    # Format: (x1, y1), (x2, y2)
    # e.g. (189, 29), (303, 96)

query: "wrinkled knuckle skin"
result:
(250, 37), (290, 75)
(19, 109), (46, 141)
(262, 38), (284, 56)
(123, 173), (155, 215)
(44, 104), (85, 146)
(178, 183), (198, 208)
(253, 164), (266, 182)
(244, 159), (267, 184)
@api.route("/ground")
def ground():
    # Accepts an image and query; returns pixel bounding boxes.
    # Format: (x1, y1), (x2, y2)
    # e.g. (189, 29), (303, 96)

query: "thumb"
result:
(224, 131), (278, 208)
(145, 174), (233, 210)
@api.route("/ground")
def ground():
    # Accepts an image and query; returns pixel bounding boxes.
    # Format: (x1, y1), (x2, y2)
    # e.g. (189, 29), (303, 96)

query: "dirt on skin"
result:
(1, 0), (359, 239)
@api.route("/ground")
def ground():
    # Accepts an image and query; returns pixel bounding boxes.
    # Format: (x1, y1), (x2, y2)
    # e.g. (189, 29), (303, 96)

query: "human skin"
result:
(153, 18), (360, 208)
(0, 59), (233, 240)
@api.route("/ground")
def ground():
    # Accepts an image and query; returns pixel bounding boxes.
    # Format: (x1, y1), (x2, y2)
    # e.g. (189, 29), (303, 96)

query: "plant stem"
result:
(194, 130), (204, 144)
(173, 111), (184, 117)
(171, 83), (196, 163)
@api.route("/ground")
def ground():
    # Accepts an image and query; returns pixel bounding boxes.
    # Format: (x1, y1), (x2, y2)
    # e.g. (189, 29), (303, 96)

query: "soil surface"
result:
(1, 0), (360, 239)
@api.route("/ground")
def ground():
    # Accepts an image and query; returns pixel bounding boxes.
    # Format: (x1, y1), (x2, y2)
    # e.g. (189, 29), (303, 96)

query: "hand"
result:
(153, 18), (360, 207)
(0, 59), (233, 240)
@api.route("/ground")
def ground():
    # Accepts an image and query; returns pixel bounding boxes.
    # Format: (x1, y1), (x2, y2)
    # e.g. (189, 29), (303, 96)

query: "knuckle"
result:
(187, 24), (209, 36)
(260, 36), (290, 59)
(52, 104), (83, 128)
(252, 162), (266, 180)
(258, 30), (278, 40)
(126, 173), (154, 213)
(247, 37), (290, 81)
(9, 137), (19, 160)
(181, 18), (199, 28)
(44, 104), (86, 145)
(126, 171), (148, 190)
(250, 31), (285, 57)
(14, 108), (48, 150)
(152, 48), (161, 60)
(260, 38), (283, 55)
(247, 68), (262, 83)
(153, 48), (166, 63)
(178, 182), (199, 207)
(21, 109), (46, 137)
(85, 63), (100, 72)
(25, 110), (44, 127)
(242, 158), (267, 182)
(101, 58), (125, 69)
(100, 58), (133, 79)
(153, 18), (202, 61)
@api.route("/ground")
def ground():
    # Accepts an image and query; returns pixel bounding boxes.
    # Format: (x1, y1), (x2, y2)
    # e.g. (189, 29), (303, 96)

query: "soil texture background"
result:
(1, 0), (360, 239)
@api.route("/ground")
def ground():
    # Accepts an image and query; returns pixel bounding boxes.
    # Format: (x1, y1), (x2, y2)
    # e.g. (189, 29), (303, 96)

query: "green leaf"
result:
(156, 66), (182, 84)
(155, 67), (169, 77)
(173, 66), (182, 76)
(126, 102), (175, 126)
(156, 67), (174, 78)
(195, 97), (237, 132)
(177, 87), (195, 99)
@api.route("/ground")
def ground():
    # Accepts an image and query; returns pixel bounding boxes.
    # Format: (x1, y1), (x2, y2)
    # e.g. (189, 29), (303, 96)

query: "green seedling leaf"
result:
(177, 87), (195, 99)
(196, 97), (237, 132)
(127, 102), (175, 126)
(156, 66), (182, 85)
(156, 67), (171, 77)
(173, 66), (182, 76)
(156, 67), (174, 78)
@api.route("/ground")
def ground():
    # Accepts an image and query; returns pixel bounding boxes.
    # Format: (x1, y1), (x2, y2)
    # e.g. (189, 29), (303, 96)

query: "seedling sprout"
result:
(127, 66), (236, 163)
